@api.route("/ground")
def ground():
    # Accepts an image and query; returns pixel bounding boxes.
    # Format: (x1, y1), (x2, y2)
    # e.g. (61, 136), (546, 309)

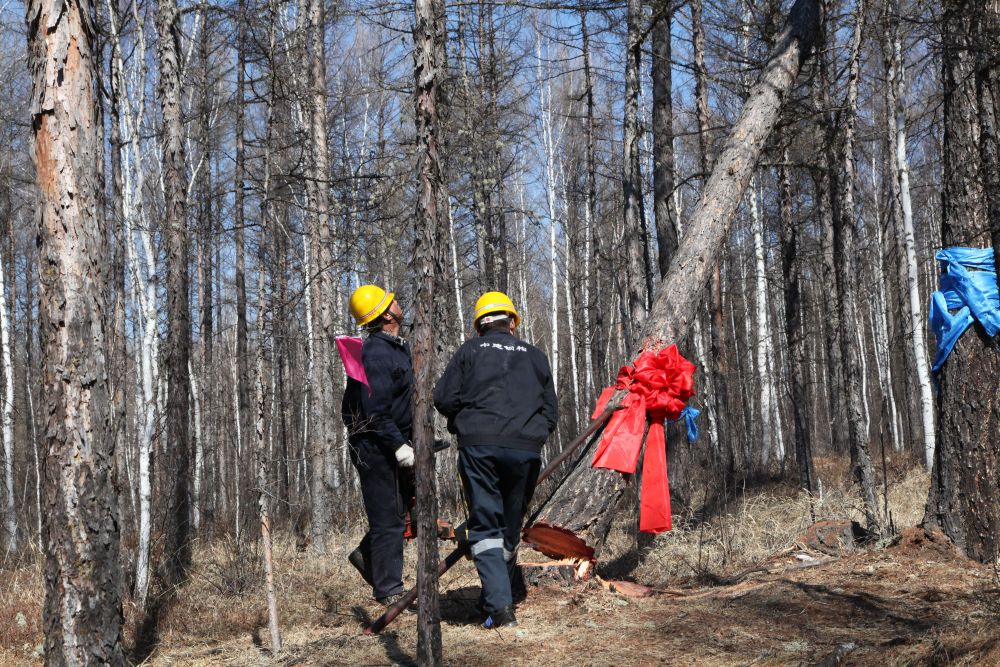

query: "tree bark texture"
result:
(923, 0), (1000, 563)
(525, 0), (820, 560)
(28, 0), (125, 657)
(622, 0), (647, 347)
(832, 0), (881, 531)
(652, 3), (678, 278)
(413, 0), (445, 659)
(157, 0), (193, 585)
(307, 0), (335, 554)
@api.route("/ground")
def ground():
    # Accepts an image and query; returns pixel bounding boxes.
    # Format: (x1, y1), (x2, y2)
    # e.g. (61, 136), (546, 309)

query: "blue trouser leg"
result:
(351, 438), (405, 599)
(459, 445), (541, 614)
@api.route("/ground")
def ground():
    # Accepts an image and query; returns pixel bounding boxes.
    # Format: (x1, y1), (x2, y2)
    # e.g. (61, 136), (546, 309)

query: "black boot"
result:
(482, 606), (517, 629)
(349, 546), (374, 587)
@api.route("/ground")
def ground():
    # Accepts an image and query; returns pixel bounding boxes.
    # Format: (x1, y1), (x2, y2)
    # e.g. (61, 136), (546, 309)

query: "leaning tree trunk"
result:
(157, 0), (193, 585)
(524, 0), (820, 560)
(28, 0), (125, 658)
(923, 0), (1000, 563)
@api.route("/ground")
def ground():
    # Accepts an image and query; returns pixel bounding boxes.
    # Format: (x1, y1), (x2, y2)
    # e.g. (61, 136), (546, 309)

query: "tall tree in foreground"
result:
(923, 0), (1000, 562)
(622, 0), (648, 346)
(157, 0), (193, 583)
(412, 0), (444, 659)
(28, 0), (125, 657)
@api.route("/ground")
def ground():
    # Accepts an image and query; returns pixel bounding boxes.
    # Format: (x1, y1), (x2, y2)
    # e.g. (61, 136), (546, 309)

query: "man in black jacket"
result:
(433, 291), (558, 628)
(342, 285), (414, 605)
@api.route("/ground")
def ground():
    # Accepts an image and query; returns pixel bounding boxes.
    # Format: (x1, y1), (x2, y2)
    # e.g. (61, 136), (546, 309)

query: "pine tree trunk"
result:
(29, 0), (125, 655)
(622, 0), (648, 346)
(652, 3), (678, 277)
(157, 0), (193, 585)
(525, 0), (820, 559)
(923, 0), (1000, 563)
(413, 0), (445, 658)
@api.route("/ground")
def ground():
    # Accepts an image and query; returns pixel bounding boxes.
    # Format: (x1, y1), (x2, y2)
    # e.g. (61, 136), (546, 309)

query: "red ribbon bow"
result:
(590, 345), (696, 533)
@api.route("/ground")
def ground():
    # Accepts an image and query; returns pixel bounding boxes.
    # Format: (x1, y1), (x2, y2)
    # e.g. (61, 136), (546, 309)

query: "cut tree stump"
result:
(523, 0), (821, 562)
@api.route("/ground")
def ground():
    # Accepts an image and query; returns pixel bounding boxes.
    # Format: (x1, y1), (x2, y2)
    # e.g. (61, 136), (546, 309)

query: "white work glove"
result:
(395, 443), (415, 468)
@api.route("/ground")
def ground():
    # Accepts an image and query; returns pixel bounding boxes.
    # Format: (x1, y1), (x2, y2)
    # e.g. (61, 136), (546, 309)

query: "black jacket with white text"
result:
(433, 329), (558, 452)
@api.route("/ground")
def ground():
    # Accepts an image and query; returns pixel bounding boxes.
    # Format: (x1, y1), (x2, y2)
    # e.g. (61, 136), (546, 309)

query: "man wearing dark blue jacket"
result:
(433, 291), (558, 629)
(342, 285), (414, 605)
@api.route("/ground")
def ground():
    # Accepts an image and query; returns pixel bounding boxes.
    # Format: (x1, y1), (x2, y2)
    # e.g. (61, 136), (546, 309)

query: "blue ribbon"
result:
(668, 406), (701, 443)
(928, 247), (1000, 374)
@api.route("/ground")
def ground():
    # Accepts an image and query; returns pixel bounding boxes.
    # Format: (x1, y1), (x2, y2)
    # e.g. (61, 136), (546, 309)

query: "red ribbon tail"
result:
(592, 397), (646, 474)
(639, 421), (672, 533)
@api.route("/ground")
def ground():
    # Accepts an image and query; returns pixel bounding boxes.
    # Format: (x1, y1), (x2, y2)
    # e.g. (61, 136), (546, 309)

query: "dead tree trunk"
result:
(28, 0), (125, 657)
(157, 0), (192, 584)
(413, 0), (445, 659)
(922, 0), (1000, 563)
(524, 0), (820, 560)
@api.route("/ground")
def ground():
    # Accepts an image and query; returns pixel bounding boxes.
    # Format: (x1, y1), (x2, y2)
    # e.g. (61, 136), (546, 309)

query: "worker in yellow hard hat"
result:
(342, 284), (414, 606)
(433, 290), (558, 629)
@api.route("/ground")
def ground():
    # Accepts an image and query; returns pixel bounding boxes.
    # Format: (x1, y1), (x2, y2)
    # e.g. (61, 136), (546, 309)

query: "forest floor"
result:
(2, 458), (1000, 666)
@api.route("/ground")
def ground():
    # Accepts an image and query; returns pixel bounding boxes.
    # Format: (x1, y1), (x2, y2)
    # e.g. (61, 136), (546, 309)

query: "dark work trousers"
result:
(350, 437), (405, 599)
(458, 445), (541, 613)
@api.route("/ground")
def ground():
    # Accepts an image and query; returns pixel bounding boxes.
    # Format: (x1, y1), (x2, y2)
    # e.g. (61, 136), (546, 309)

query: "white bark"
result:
(0, 243), (15, 552)
(107, 0), (157, 607)
(190, 358), (203, 531)
(891, 31), (934, 468)
(537, 37), (559, 386)
(749, 179), (776, 464)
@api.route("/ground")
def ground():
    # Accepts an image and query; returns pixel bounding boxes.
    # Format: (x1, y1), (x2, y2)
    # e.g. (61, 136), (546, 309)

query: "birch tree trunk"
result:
(886, 0), (934, 468)
(28, 0), (125, 654)
(0, 226), (14, 552)
(525, 0), (820, 559)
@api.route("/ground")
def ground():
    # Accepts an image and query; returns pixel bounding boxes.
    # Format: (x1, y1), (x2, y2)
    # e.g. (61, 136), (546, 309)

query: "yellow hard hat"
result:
(473, 291), (520, 327)
(349, 285), (394, 326)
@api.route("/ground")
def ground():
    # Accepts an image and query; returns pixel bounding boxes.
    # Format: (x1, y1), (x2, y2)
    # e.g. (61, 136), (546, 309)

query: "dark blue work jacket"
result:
(342, 331), (413, 453)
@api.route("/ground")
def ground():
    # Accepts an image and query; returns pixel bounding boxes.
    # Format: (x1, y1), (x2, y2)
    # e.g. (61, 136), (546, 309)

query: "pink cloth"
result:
(336, 336), (369, 389)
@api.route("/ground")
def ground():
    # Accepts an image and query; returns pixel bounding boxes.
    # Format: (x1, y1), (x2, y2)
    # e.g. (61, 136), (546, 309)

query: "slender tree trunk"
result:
(0, 221), (14, 552)
(580, 6), (597, 396)
(307, 0), (334, 554)
(779, 158), (813, 492)
(622, 0), (648, 346)
(413, 0), (445, 658)
(29, 0), (125, 655)
(157, 0), (192, 584)
(833, 0), (881, 531)
(257, 27), (282, 647)
(652, 2), (678, 278)
(885, 0), (935, 468)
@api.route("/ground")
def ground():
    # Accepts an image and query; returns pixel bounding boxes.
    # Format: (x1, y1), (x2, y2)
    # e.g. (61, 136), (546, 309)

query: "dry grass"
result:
(8, 459), (990, 667)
